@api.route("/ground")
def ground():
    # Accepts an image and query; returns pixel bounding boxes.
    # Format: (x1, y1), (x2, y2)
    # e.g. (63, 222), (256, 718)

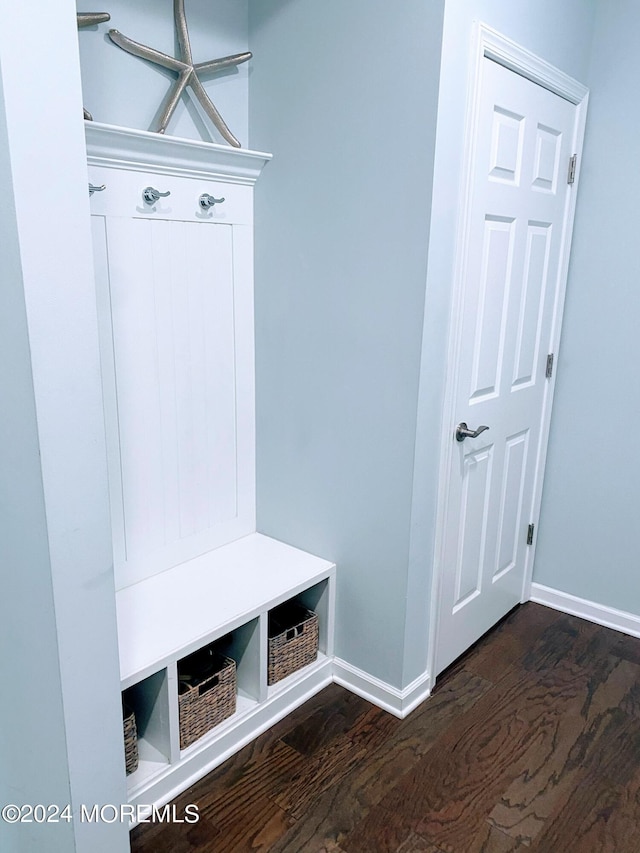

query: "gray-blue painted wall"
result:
(76, 0), (249, 145)
(8, 4), (639, 851)
(248, 0), (604, 688)
(16, 0), (634, 777)
(249, 0), (446, 686)
(534, 0), (640, 616)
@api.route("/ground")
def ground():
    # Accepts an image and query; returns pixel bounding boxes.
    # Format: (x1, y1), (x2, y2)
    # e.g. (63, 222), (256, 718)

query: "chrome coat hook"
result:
(199, 192), (225, 210)
(143, 186), (171, 204)
(89, 183), (106, 196)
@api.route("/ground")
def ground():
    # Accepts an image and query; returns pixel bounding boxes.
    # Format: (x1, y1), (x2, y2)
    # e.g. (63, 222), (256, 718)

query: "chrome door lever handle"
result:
(143, 186), (171, 204)
(89, 183), (106, 196)
(455, 422), (490, 442)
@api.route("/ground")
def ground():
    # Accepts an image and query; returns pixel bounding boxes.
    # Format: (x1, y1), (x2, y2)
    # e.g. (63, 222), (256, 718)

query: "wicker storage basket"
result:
(268, 602), (319, 685)
(178, 647), (236, 750)
(123, 701), (139, 776)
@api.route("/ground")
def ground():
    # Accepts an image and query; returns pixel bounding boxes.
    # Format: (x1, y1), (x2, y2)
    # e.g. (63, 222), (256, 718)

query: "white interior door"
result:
(435, 55), (584, 674)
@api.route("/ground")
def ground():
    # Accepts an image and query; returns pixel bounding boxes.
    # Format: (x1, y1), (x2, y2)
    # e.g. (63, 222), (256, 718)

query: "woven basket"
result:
(178, 649), (236, 750)
(268, 602), (319, 685)
(123, 702), (139, 776)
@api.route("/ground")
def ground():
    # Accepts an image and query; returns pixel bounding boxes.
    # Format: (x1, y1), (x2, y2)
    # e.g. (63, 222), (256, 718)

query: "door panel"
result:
(470, 215), (515, 401)
(494, 429), (529, 580)
(455, 444), (494, 609)
(532, 123), (562, 191)
(436, 57), (580, 673)
(512, 223), (552, 388)
(489, 106), (524, 184)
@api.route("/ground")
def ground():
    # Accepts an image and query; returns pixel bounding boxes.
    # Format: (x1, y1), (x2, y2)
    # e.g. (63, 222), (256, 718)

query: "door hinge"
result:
(567, 154), (577, 184)
(546, 353), (554, 379)
(527, 523), (535, 546)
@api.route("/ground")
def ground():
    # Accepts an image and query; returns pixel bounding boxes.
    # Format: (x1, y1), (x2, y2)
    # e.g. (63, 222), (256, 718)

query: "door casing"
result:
(427, 23), (589, 682)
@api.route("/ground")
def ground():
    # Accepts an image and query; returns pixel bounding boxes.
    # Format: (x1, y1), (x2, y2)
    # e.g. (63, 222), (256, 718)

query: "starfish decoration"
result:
(108, 0), (251, 147)
(77, 12), (111, 121)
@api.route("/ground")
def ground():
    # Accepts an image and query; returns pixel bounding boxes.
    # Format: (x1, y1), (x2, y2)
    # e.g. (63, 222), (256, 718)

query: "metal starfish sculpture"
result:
(108, 0), (251, 147)
(77, 12), (111, 121)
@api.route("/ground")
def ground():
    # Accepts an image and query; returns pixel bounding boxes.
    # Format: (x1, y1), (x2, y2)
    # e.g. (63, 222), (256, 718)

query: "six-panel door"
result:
(436, 58), (580, 673)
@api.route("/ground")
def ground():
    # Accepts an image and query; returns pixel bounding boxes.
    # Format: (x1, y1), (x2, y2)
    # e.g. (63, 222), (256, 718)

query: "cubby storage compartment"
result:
(214, 619), (261, 709)
(122, 671), (172, 791)
(122, 697), (139, 775)
(268, 601), (319, 685)
(265, 577), (333, 697)
(178, 645), (237, 749)
(116, 535), (335, 811)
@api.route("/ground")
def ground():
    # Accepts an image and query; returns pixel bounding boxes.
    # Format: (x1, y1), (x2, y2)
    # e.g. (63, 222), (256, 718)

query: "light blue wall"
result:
(76, 0), (249, 144)
(68, 0), (638, 701)
(249, 0), (445, 686)
(533, 0), (640, 616)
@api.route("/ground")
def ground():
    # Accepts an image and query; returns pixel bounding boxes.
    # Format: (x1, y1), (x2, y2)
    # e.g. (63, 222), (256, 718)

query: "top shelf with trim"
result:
(85, 121), (272, 185)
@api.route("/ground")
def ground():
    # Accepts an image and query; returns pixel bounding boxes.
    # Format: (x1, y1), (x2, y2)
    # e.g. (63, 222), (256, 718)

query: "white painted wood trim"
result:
(333, 659), (431, 719)
(427, 23), (590, 685)
(85, 121), (271, 185)
(530, 583), (640, 639)
(126, 649), (432, 820)
(521, 77), (589, 603)
(478, 23), (589, 104)
(117, 533), (335, 686)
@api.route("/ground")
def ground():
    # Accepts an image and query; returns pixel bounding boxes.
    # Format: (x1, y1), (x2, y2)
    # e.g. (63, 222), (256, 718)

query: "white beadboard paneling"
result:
(94, 212), (253, 588)
(88, 142), (263, 588)
(86, 122), (268, 590)
(171, 220), (237, 537)
(109, 217), (171, 561)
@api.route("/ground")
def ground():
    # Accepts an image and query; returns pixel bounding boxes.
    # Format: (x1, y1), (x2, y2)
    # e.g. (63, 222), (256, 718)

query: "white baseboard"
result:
(530, 583), (640, 639)
(128, 656), (431, 825)
(332, 658), (431, 719)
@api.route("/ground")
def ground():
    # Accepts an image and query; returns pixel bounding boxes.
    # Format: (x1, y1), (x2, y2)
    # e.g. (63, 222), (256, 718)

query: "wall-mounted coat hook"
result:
(89, 183), (106, 196)
(199, 193), (225, 210)
(143, 186), (171, 205)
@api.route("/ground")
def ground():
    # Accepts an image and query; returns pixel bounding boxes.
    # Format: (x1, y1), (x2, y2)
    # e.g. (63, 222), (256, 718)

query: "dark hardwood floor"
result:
(130, 603), (640, 852)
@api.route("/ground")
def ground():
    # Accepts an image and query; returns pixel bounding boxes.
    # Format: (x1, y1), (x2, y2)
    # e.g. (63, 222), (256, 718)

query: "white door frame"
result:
(427, 23), (589, 682)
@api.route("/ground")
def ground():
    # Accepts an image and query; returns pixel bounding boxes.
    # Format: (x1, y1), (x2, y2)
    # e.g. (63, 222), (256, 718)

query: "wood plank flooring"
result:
(130, 603), (640, 852)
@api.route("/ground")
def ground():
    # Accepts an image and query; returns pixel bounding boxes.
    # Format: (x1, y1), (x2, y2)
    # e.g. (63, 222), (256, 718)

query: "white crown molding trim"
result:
(332, 659), (431, 719)
(478, 22), (589, 104)
(530, 583), (640, 639)
(85, 121), (272, 185)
